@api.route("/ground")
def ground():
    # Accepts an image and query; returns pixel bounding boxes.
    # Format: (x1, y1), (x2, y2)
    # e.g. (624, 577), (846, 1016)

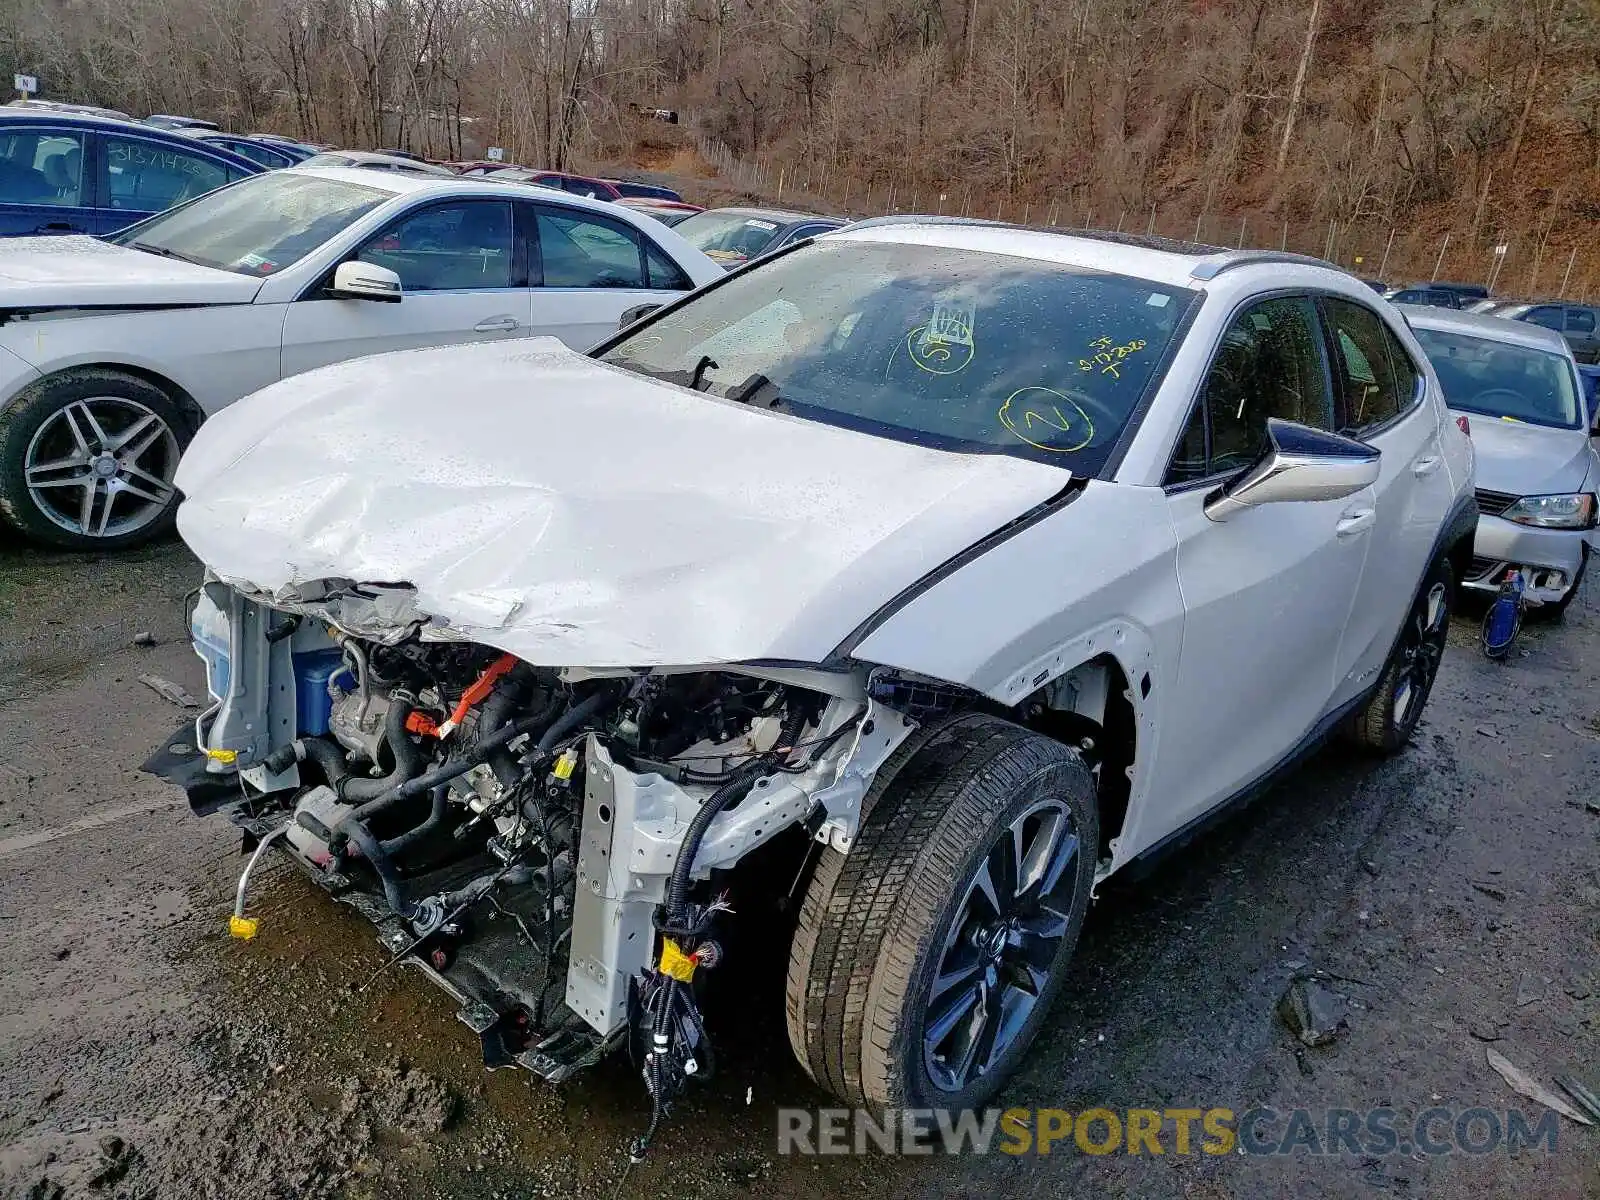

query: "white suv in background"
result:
(155, 221), (1476, 1128)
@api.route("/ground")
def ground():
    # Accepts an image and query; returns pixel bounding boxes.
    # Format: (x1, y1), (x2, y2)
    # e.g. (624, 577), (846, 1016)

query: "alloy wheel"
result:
(23, 397), (180, 539)
(1393, 581), (1449, 726)
(922, 799), (1082, 1093)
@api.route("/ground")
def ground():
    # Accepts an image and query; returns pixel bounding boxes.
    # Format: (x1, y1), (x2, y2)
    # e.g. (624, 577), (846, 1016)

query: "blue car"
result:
(1579, 363), (1600, 422)
(182, 130), (309, 169)
(0, 110), (262, 236)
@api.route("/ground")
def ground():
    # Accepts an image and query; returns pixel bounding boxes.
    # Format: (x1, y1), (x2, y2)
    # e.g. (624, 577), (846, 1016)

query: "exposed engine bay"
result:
(147, 578), (915, 1155)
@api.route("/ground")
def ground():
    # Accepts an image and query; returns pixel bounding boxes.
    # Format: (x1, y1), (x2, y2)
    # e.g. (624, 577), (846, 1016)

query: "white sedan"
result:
(0, 166), (722, 549)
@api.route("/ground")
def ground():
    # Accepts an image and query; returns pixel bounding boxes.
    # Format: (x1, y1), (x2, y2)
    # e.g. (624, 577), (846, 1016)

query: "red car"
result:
(484, 167), (622, 200)
(616, 197), (704, 228)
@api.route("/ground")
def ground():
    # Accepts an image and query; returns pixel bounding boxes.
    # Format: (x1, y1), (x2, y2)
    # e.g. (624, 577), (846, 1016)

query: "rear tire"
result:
(0, 368), (188, 550)
(785, 713), (1098, 1109)
(1346, 555), (1454, 753)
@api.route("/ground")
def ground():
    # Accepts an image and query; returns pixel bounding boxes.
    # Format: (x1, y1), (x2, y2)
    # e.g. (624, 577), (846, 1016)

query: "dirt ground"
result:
(1, 527), (1596, 1200)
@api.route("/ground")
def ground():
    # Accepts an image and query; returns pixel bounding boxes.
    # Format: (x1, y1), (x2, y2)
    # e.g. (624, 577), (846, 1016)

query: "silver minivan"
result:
(1403, 306), (1600, 613)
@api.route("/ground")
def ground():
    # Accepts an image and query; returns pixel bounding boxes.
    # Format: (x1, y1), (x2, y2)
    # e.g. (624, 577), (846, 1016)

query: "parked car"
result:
(1384, 284), (1467, 309)
(0, 165), (721, 549)
(251, 134), (329, 155)
(1579, 363), (1600, 415)
(150, 226), (1474, 1131)
(616, 197), (703, 227)
(1404, 306), (1598, 614)
(672, 206), (847, 268)
(375, 148), (423, 161)
(181, 130), (306, 169)
(605, 178), (684, 202)
(1475, 301), (1600, 365)
(483, 168), (623, 200)
(6, 99), (133, 121)
(453, 160), (518, 176)
(299, 150), (456, 178)
(144, 114), (220, 132)
(0, 109), (261, 236)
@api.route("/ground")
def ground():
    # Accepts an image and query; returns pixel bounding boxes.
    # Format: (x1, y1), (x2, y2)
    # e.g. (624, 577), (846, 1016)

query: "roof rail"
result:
(834, 217), (1351, 279)
(840, 214), (1227, 256)
(841, 213), (1002, 232)
(1188, 250), (1345, 280)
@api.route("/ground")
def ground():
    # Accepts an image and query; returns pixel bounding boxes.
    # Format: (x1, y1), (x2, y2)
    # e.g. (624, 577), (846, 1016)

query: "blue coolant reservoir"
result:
(293, 649), (345, 736)
(191, 591), (231, 701)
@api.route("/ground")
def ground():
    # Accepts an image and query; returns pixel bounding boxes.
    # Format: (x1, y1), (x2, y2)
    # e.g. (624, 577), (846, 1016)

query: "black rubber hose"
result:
(661, 700), (804, 921)
(300, 737), (351, 788)
(480, 668), (548, 787)
(534, 689), (611, 755)
(661, 767), (762, 922)
(340, 817), (414, 917)
(341, 696), (422, 804)
(261, 736), (351, 789)
(380, 783), (451, 856)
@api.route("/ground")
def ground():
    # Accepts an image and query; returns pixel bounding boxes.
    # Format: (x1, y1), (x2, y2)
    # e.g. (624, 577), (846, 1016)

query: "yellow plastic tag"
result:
(228, 914), (260, 940)
(658, 938), (696, 982)
(553, 749), (578, 781)
(206, 748), (238, 765)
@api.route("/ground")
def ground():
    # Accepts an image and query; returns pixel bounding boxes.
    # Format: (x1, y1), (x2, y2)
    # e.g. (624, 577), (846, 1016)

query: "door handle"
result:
(1336, 507), (1376, 538)
(473, 315), (520, 333)
(1412, 455), (1442, 477)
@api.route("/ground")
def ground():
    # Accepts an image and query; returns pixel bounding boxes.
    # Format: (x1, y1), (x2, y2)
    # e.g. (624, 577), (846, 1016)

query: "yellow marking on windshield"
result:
(1078, 336), (1148, 380)
(998, 388), (1095, 454)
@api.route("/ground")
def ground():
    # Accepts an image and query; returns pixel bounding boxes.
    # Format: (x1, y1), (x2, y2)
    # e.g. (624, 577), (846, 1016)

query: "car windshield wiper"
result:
(130, 241), (207, 267)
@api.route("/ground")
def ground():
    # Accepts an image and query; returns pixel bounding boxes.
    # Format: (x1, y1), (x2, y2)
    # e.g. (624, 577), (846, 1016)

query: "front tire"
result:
(1347, 555), (1454, 753)
(785, 713), (1098, 1109)
(0, 369), (188, 550)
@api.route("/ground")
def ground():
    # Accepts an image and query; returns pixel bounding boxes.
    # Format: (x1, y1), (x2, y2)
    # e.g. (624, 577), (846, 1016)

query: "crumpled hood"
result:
(1459, 412), (1598, 497)
(0, 236), (263, 310)
(175, 338), (1071, 666)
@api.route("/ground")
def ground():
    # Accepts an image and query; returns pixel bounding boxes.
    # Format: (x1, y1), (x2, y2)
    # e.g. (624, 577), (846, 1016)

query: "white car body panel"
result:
(172, 223), (1477, 882)
(279, 290), (532, 376)
(0, 168), (722, 421)
(0, 234), (265, 306)
(174, 338), (1071, 666)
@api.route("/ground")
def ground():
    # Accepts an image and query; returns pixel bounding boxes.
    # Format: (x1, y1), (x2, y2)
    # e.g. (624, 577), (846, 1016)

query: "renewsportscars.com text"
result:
(777, 1106), (1561, 1157)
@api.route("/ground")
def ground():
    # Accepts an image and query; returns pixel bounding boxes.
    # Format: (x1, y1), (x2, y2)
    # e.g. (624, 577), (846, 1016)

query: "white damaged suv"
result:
(149, 220), (1475, 1137)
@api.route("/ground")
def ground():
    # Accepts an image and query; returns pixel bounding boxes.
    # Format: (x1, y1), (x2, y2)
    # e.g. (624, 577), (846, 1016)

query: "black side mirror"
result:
(618, 303), (661, 331)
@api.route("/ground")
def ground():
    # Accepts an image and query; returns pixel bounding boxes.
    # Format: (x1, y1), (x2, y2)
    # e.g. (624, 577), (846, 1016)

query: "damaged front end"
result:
(146, 576), (911, 1148)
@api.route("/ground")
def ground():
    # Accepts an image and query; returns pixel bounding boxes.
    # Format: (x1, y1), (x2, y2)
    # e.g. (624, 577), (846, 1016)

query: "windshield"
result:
(111, 171), (389, 276)
(1412, 326), (1581, 429)
(598, 239), (1197, 473)
(671, 210), (791, 265)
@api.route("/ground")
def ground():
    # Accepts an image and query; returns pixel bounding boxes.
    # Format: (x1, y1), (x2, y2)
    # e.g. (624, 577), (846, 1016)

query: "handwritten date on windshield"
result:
(1078, 336), (1147, 380)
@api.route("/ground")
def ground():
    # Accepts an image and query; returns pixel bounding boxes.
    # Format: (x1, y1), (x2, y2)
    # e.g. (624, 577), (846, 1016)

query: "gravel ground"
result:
(1, 528), (1595, 1199)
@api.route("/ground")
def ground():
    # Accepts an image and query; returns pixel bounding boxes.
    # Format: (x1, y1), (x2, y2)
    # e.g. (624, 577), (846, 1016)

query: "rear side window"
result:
(1321, 298), (1420, 431)
(1524, 305), (1564, 331)
(1567, 307), (1596, 334)
(644, 242), (691, 291)
(0, 129), (86, 206)
(1166, 296), (1332, 483)
(536, 208), (646, 288)
(104, 135), (229, 212)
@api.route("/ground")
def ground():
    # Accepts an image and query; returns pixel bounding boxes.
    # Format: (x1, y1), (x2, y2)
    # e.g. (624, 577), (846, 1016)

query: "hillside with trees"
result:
(6, 0), (1600, 286)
